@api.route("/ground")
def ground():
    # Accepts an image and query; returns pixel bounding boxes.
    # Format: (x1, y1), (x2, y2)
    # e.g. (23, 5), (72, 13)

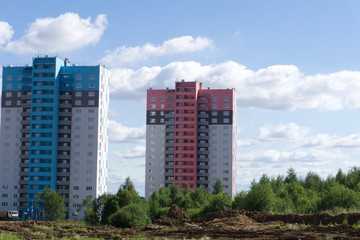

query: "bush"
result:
(201, 192), (232, 216)
(109, 204), (151, 228)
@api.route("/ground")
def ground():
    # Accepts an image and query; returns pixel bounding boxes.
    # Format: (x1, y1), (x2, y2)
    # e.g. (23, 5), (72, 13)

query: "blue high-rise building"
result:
(0, 56), (109, 219)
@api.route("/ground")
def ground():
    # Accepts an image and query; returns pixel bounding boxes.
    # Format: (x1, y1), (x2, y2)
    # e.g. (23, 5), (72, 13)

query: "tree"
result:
(117, 177), (142, 208)
(40, 188), (66, 221)
(244, 182), (275, 212)
(109, 204), (151, 228)
(100, 194), (120, 225)
(212, 178), (223, 195)
(202, 192), (232, 216)
(285, 168), (297, 184)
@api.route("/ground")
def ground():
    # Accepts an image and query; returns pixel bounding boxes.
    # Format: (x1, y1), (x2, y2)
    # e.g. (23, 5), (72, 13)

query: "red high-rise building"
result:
(145, 80), (236, 199)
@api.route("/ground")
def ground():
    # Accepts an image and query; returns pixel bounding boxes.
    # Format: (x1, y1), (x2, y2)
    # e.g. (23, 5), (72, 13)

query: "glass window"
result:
(224, 96), (229, 101)
(224, 104), (229, 108)
(212, 97), (218, 101)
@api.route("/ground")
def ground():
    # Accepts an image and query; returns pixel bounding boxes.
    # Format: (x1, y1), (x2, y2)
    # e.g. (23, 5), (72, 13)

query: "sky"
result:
(1, 0), (360, 196)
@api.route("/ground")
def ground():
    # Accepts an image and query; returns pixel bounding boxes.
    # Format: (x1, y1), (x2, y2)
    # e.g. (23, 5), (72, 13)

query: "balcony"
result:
(58, 112), (72, 117)
(197, 143), (209, 147)
(56, 172), (70, 177)
(165, 135), (174, 140)
(20, 129), (31, 134)
(197, 135), (209, 140)
(19, 162), (29, 168)
(19, 154), (29, 159)
(197, 165), (209, 170)
(59, 103), (72, 108)
(198, 121), (209, 125)
(58, 137), (71, 142)
(20, 146), (30, 151)
(57, 146), (71, 151)
(56, 163), (70, 168)
(21, 111), (31, 117)
(165, 128), (175, 133)
(20, 120), (31, 125)
(58, 129), (71, 134)
(197, 113), (209, 118)
(19, 172), (29, 177)
(57, 155), (71, 160)
(164, 172), (174, 177)
(18, 189), (28, 194)
(59, 94), (72, 100)
(56, 189), (70, 194)
(165, 113), (175, 118)
(58, 120), (72, 125)
(197, 172), (209, 177)
(198, 128), (209, 133)
(197, 180), (209, 184)
(197, 150), (209, 154)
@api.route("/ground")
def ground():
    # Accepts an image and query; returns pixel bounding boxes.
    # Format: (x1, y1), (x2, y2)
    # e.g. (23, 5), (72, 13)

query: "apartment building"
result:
(145, 80), (236, 199)
(0, 56), (109, 219)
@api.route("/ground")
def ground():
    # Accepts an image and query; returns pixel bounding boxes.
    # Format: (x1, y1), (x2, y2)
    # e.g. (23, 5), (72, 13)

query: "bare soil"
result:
(2, 205), (360, 239)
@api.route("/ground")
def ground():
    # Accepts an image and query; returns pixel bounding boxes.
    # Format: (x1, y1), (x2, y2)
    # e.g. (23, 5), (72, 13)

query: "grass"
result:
(0, 233), (23, 240)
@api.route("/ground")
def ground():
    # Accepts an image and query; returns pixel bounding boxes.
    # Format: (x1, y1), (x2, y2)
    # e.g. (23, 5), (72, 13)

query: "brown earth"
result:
(2, 206), (360, 239)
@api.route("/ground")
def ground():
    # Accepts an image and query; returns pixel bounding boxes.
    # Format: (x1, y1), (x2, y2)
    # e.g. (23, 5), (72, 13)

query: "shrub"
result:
(109, 204), (151, 228)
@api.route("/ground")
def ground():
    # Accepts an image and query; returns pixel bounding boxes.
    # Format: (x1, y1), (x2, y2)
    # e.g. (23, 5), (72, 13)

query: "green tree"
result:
(109, 203), (151, 228)
(284, 168), (298, 184)
(100, 194), (119, 225)
(244, 182), (275, 212)
(212, 178), (223, 195)
(202, 192), (232, 216)
(117, 177), (142, 208)
(232, 191), (247, 210)
(170, 184), (183, 206)
(40, 188), (66, 221)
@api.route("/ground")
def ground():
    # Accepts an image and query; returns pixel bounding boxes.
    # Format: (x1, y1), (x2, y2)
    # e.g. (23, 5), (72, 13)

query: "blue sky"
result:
(1, 1), (360, 196)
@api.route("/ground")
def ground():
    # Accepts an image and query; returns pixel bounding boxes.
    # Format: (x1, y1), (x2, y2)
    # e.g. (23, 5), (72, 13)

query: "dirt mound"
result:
(245, 211), (360, 226)
(167, 204), (190, 221)
(154, 204), (190, 226)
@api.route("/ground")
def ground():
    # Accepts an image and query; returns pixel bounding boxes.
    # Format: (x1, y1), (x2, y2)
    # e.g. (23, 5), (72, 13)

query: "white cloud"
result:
(237, 149), (343, 165)
(108, 120), (145, 142)
(108, 60), (360, 111)
(102, 36), (213, 67)
(302, 133), (360, 148)
(0, 21), (13, 46)
(4, 13), (107, 54)
(256, 122), (309, 142)
(110, 145), (145, 159)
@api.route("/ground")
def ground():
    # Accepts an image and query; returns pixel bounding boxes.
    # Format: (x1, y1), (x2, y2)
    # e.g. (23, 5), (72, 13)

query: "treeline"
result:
(82, 167), (360, 227)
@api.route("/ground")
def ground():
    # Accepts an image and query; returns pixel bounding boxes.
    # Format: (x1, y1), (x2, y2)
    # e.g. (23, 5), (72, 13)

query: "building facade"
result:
(0, 56), (109, 219)
(145, 80), (236, 199)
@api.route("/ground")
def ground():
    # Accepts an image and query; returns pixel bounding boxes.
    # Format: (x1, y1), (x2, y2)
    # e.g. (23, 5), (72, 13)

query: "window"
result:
(5, 92), (12, 97)
(86, 186), (92, 190)
(2, 202), (7, 207)
(223, 111), (229, 116)
(75, 100), (81, 106)
(161, 104), (164, 109)
(211, 119), (218, 123)
(88, 100), (95, 106)
(224, 104), (229, 108)
(150, 97), (156, 101)
(89, 74), (95, 80)
(150, 119), (156, 123)
(89, 83), (95, 88)
(5, 101), (11, 106)
(75, 83), (82, 88)
(150, 111), (156, 116)
(212, 97), (218, 101)
(73, 186), (79, 190)
(6, 84), (12, 89)
(150, 104), (156, 109)
(6, 75), (12, 81)
(75, 92), (82, 97)
(76, 75), (82, 80)
(224, 118), (229, 123)
(211, 111), (218, 116)
(224, 96), (229, 101)
(161, 97), (165, 101)
(212, 104), (217, 108)
(88, 92), (95, 97)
